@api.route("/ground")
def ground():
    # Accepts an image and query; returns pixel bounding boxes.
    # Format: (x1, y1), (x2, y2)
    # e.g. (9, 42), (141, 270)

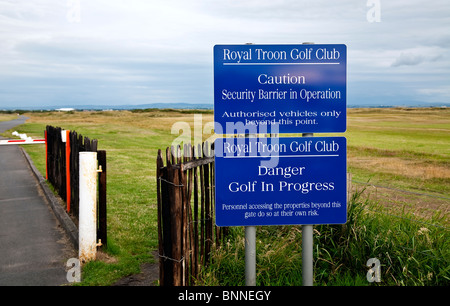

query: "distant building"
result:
(55, 108), (75, 112)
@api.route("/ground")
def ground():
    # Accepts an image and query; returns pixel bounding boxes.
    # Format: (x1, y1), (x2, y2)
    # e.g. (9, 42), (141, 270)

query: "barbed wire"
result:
(157, 176), (184, 187)
(158, 253), (185, 263)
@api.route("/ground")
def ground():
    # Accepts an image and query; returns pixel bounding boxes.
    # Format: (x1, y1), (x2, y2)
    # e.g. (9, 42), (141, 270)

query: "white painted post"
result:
(61, 130), (67, 143)
(78, 152), (98, 263)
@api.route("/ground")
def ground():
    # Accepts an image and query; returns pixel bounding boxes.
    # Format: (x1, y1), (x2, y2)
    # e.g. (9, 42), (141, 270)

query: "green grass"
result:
(4, 107), (449, 286)
(341, 108), (450, 198)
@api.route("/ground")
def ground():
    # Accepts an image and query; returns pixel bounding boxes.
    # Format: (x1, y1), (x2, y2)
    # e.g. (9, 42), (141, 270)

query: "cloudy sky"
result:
(1, 0), (449, 108)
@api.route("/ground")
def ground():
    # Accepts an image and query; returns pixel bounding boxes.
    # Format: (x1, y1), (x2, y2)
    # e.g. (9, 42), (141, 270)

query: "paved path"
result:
(0, 116), (75, 286)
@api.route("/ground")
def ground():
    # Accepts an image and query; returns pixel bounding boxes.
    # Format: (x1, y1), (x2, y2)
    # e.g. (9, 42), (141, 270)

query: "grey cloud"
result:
(391, 50), (444, 67)
(1, 0), (449, 108)
(391, 52), (425, 67)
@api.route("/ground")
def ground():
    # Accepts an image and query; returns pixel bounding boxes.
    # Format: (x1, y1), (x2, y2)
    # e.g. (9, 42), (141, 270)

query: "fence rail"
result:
(157, 142), (228, 286)
(45, 125), (107, 246)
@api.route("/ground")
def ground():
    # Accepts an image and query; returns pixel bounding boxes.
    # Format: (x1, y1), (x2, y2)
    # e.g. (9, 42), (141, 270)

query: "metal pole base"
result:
(302, 224), (313, 286)
(245, 226), (256, 286)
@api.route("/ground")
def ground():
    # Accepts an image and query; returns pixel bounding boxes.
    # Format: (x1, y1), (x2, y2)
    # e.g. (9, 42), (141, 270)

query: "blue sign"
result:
(214, 44), (347, 134)
(214, 137), (347, 226)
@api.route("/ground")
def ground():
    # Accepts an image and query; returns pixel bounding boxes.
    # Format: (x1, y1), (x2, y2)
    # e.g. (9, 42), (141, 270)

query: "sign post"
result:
(213, 43), (347, 286)
(245, 226), (256, 286)
(302, 133), (314, 286)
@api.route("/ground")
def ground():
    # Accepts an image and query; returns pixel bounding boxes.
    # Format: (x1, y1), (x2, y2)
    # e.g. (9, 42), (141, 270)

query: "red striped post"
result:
(66, 130), (71, 212)
(45, 130), (48, 180)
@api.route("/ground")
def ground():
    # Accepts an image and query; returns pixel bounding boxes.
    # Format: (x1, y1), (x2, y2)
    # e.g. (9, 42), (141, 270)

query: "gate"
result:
(156, 142), (228, 286)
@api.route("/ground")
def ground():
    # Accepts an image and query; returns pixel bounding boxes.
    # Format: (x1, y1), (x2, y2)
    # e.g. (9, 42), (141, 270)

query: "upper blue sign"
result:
(214, 44), (347, 134)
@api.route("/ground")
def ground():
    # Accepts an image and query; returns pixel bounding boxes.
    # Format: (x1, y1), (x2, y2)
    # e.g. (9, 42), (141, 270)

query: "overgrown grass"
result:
(199, 189), (450, 286)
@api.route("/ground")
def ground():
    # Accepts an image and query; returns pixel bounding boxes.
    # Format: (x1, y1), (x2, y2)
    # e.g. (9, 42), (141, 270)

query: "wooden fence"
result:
(156, 142), (228, 286)
(45, 125), (107, 246)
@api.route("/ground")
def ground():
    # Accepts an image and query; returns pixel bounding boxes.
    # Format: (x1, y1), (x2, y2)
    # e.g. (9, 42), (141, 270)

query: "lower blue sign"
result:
(214, 137), (347, 226)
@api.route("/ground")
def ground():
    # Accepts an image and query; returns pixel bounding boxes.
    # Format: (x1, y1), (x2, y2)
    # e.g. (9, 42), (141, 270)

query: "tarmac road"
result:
(0, 116), (75, 286)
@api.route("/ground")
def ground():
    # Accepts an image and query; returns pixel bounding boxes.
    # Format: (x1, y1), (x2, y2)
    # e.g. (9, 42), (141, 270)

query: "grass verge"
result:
(199, 188), (449, 286)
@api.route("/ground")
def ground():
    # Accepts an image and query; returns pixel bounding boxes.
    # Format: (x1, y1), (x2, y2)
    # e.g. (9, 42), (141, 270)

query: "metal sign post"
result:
(301, 133), (314, 286)
(245, 226), (256, 286)
(302, 224), (314, 286)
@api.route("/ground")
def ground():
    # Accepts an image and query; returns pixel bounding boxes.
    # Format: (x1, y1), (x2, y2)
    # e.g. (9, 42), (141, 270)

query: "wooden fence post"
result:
(156, 149), (165, 285)
(45, 129), (48, 180)
(97, 150), (107, 248)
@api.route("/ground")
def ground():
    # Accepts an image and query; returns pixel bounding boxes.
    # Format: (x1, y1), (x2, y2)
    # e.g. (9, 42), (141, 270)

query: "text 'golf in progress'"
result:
(214, 136), (347, 226)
